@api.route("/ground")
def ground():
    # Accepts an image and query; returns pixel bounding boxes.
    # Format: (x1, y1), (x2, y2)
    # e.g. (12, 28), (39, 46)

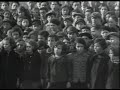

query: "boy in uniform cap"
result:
(32, 19), (42, 32)
(46, 10), (56, 23)
(2, 19), (12, 36)
(63, 16), (73, 34)
(79, 32), (93, 49)
(67, 26), (78, 53)
(74, 18), (86, 33)
(81, 25), (91, 34)
(101, 26), (111, 40)
(106, 32), (119, 48)
(72, 12), (85, 27)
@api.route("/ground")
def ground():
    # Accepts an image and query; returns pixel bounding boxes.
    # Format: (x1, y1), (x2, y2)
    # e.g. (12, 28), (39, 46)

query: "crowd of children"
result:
(0, 1), (119, 89)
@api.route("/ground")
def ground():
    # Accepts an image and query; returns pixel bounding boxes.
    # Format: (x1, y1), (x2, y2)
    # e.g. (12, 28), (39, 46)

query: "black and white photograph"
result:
(0, 1), (119, 89)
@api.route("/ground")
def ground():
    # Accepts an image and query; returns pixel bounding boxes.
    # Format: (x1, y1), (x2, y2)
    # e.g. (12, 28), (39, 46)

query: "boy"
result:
(38, 31), (49, 42)
(32, 20), (42, 32)
(66, 26), (78, 53)
(90, 38), (110, 89)
(79, 32), (93, 49)
(63, 16), (73, 34)
(101, 26), (110, 40)
(74, 18), (86, 33)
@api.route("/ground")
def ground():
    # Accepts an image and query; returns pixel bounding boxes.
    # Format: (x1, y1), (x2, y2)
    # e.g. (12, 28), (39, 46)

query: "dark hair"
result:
(26, 39), (38, 52)
(37, 40), (49, 50)
(17, 6), (31, 24)
(48, 34), (58, 41)
(38, 31), (49, 40)
(3, 37), (16, 49)
(75, 37), (87, 49)
(54, 41), (68, 55)
(94, 38), (108, 50)
(109, 15), (118, 22)
(11, 26), (23, 37)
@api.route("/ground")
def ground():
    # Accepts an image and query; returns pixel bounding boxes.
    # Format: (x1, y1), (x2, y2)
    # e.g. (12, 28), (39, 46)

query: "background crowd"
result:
(0, 1), (119, 89)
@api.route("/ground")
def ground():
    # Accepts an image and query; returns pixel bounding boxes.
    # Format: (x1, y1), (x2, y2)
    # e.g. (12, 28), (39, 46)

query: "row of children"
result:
(0, 1), (119, 89)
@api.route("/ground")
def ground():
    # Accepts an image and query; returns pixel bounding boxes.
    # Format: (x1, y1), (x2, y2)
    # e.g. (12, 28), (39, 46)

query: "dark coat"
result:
(47, 55), (72, 83)
(106, 61), (120, 89)
(0, 49), (20, 89)
(90, 52), (110, 89)
(23, 51), (42, 82)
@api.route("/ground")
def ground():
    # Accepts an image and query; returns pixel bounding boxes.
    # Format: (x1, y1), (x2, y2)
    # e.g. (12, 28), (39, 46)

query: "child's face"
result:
(62, 7), (69, 15)
(1, 2), (9, 10)
(47, 15), (55, 22)
(22, 19), (29, 27)
(101, 30), (109, 39)
(26, 43), (33, 53)
(91, 17), (102, 26)
(39, 10), (46, 17)
(76, 43), (84, 53)
(91, 27), (101, 37)
(17, 18), (23, 26)
(108, 17), (117, 27)
(76, 22), (85, 30)
(67, 33), (77, 40)
(23, 35), (28, 41)
(100, 6), (108, 15)
(54, 45), (62, 56)
(32, 24), (41, 31)
(4, 11), (10, 19)
(30, 34), (37, 41)
(109, 49), (119, 64)
(32, 9), (39, 17)
(82, 36), (90, 44)
(12, 31), (20, 40)
(47, 37), (55, 48)
(94, 43), (103, 53)
(38, 35), (45, 42)
(2, 40), (11, 51)
(81, 29), (90, 33)
(11, 2), (18, 10)
(109, 36), (119, 46)
(16, 41), (26, 52)
(2, 22), (11, 29)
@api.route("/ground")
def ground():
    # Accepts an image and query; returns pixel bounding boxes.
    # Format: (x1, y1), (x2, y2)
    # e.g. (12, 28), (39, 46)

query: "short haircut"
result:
(26, 39), (38, 52)
(3, 37), (16, 49)
(94, 38), (108, 50)
(54, 41), (68, 55)
(48, 34), (58, 41)
(11, 26), (23, 37)
(38, 31), (49, 40)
